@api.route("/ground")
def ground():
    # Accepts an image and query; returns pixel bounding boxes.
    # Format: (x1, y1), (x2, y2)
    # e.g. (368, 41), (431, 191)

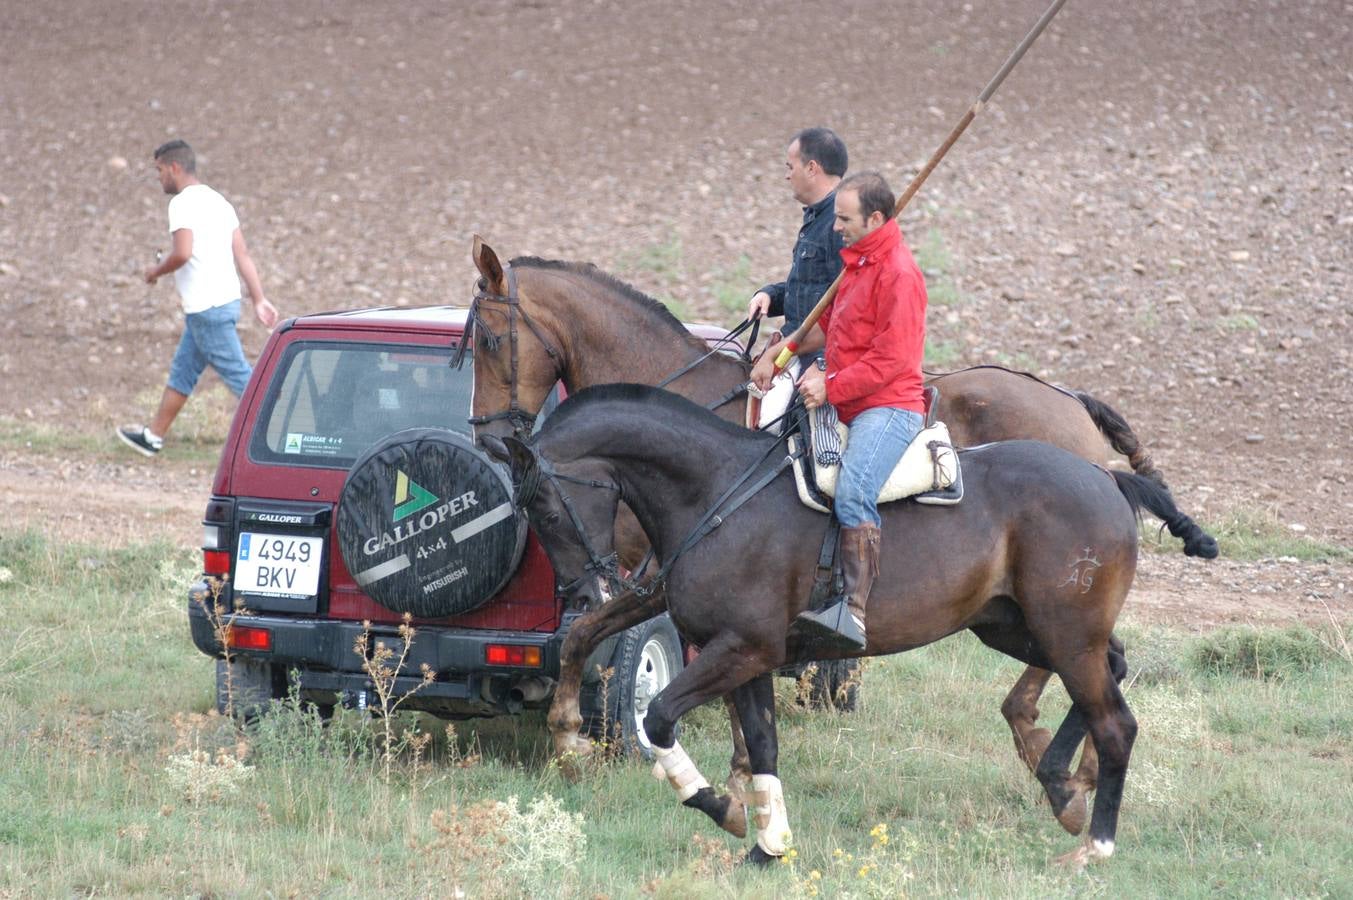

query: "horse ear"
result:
(502, 435), (537, 479)
(472, 234), (506, 294)
(481, 434), (511, 463)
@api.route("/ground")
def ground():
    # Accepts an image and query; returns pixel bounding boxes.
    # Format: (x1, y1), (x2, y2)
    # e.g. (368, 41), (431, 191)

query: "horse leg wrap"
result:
(651, 741), (710, 802)
(747, 774), (792, 857)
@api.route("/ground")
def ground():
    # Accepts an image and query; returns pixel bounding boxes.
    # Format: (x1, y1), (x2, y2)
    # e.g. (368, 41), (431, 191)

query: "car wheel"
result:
(581, 614), (683, 757)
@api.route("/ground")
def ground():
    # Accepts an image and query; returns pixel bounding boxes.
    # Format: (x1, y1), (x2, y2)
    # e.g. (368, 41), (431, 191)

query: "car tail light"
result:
(485, 644), (543, 667)
(227, 624), (272, 652)
(204, 550), (231, 576)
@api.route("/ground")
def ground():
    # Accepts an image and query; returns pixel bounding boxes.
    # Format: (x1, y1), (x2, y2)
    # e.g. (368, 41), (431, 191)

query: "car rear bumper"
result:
(187, 589), (591, 716)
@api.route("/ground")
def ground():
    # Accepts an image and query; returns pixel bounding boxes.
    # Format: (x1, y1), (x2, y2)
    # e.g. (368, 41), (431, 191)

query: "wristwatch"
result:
(814, 357), (827, 372)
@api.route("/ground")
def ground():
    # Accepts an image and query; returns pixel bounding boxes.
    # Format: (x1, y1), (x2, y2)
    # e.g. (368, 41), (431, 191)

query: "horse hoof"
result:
(1055, 789), (1089, 836)
(721, 798), (748, 840)
(1020, 728), (1053, 772)
(1052, 843), (1090, 871)
(553, 736), (594, 781)
(1052, 837), (1114, 869)
(743, 844), (779, 867)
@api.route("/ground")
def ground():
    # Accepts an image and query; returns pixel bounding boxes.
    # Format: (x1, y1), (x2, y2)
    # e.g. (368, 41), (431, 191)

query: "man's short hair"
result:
(153, 140), (196, 174)
(792, 127), (848, 177)
(839, 172), (895, 222)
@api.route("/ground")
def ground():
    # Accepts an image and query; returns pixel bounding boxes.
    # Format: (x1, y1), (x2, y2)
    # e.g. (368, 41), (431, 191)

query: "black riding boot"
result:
(788, 523), (880, 653)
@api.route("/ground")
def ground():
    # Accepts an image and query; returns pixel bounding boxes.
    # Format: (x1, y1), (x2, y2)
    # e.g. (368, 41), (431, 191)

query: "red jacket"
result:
(819, 219), (927, 423)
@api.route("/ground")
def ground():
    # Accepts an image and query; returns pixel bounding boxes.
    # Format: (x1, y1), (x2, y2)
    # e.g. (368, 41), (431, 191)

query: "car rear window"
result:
(249, 341), (472, 467)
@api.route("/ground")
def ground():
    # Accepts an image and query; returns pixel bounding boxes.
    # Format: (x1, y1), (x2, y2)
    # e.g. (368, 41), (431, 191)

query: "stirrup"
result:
(787, 600), (866, 653)
(914, 460), (963, 506)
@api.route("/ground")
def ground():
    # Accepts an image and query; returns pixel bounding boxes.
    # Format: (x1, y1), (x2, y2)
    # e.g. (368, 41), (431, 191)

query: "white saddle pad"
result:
(788, 413), (959, 514)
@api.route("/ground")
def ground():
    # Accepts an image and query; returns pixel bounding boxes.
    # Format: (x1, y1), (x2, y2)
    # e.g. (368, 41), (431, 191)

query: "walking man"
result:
(117, 139), (277, 457)
(773, 172), (928, 652)
(747, 127), (848, 388)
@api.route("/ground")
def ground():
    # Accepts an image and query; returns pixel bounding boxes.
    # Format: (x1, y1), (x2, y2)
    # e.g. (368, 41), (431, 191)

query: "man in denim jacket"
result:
(748, 127), (848, 389)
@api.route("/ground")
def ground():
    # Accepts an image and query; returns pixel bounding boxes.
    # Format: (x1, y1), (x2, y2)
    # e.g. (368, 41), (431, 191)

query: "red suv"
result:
(187, 307), (726, 750)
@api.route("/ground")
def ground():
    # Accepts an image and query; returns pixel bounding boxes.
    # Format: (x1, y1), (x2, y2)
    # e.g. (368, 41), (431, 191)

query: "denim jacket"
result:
(758, 191), (845, 336)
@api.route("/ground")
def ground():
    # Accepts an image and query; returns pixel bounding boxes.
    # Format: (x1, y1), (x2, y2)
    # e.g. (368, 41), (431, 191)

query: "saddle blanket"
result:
(789, 415), (960, 514)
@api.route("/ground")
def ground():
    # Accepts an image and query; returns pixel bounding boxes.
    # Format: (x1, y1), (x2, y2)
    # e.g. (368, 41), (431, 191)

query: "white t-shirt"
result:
(167, 183), (242, 314)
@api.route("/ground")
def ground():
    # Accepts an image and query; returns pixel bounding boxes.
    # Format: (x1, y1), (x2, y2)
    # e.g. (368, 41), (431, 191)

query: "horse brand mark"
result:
(1061, 547), (1102, 594)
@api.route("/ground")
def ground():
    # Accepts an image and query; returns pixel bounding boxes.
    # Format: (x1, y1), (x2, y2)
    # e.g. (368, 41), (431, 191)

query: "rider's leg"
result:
(791, 406), (922, 651)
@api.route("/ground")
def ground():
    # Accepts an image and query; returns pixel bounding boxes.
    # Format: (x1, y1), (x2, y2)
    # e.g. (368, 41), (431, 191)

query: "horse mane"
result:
(510, 256), (706, 349)
(545, 383), (770, 445)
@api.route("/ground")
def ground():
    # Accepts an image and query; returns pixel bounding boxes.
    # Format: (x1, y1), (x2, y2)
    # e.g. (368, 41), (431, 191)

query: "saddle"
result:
(786, 386), (963, 514)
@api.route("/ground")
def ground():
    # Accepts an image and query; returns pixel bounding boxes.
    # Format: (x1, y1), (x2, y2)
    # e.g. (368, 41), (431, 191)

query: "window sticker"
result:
(284, 433), (345, 456)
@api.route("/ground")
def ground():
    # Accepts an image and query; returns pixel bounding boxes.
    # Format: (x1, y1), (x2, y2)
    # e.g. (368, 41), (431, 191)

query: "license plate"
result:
(235, 532), (324, 598)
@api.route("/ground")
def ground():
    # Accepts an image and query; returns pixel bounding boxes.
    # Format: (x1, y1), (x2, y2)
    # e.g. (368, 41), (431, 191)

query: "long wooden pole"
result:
(770, 0), (1071, 374)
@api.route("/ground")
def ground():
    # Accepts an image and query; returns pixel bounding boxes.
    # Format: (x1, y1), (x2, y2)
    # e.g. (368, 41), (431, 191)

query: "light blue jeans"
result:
(167, 299), (253, 397)
(834, 406), (925, 528)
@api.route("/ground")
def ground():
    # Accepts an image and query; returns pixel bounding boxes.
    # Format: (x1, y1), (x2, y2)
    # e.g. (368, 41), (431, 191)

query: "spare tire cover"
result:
(338, 427), (526, 618)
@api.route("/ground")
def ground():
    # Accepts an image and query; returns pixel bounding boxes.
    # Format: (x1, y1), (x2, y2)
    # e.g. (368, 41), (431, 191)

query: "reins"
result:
(654, 314), (761, 412)
(521, 411), (803, 602)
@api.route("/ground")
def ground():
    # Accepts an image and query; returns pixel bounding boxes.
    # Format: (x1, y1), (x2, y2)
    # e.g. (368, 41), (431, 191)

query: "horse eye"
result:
(543, 511), (561, 526)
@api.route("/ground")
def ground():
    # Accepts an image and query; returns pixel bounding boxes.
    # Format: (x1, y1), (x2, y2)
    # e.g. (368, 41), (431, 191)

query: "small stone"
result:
(1054, 243), (1078, 257)
(1131, 262), (1146, 274)
(1000, 286), (1025, 302)
(107, 156), (128, 171)
(1244, 434), (1264, 443)
(1288, 523), (1307, 533)
(0, 262), (17, 277)
(1229, 250), (1251, 262)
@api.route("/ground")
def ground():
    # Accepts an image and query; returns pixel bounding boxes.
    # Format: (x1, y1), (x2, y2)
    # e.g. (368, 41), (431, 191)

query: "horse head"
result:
(482, 432), (623, 610)
(463, 237), (566, 444)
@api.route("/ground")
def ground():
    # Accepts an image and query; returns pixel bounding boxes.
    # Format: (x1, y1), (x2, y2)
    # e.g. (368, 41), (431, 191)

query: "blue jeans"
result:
(834, 406), (925, 528)
(167, 299), (253, 397)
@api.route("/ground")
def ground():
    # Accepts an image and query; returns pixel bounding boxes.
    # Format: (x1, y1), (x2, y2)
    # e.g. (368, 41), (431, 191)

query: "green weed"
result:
(709, 254), (758, 321)
(1219, 313), (1260, 332)
(1190, 625), (1349, 681)
(1196, 509), (1352, 562)
(925, 337), (964, 368)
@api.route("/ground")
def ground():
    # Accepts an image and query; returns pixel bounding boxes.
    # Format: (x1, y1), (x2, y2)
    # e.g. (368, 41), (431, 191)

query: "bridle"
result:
(513, 418), (802, 604)
(451, 264), (563, 440)
(453, 262), (764, 439)
(511, 450), (628, 602)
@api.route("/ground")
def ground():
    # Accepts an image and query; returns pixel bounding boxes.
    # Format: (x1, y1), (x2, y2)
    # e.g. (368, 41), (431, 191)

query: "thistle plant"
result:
(353, 613), (436, 781)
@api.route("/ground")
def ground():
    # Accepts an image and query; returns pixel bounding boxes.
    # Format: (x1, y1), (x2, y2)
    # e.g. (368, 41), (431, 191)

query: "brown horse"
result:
(485, 384), (1163, 865)
(463, 239), (1213, 799)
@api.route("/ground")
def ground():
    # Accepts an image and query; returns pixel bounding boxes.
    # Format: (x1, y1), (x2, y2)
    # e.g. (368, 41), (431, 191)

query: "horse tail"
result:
(1110, 471), (1219, 559)
(1072, 390), (1167, 489)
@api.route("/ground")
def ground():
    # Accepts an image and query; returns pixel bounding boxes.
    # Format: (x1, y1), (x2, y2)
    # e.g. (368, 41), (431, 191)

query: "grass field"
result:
(1, 529), (1350, 898)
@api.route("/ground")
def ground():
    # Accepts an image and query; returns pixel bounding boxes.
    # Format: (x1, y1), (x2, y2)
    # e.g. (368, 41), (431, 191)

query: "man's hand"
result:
(142, 265), (159, 285)
(747, 290), (772, 320)
(796, 364), (828, 409)
(253, 297), (279, 329)
(750, 341), (783, 392)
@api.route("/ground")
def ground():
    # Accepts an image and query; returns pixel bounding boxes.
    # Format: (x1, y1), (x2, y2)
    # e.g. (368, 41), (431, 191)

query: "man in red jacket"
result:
(782, 171), (927, 652)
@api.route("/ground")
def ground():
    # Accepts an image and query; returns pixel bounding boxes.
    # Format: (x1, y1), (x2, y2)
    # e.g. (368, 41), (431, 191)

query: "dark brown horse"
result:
(463, 240), (1214, 800)
(485, 384), (1167, 865)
